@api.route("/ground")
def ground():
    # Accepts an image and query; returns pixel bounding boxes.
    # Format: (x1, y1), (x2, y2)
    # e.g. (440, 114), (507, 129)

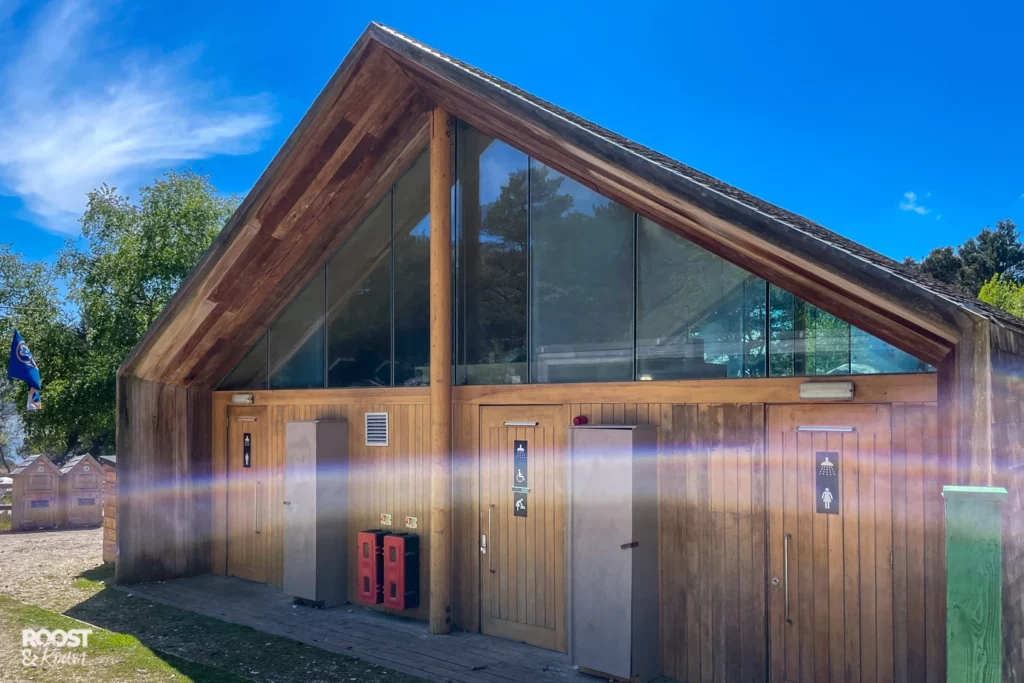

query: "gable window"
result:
(529, 161), (634, 383)
(216, 123), (933, 391)
(327, 196), (391, 388)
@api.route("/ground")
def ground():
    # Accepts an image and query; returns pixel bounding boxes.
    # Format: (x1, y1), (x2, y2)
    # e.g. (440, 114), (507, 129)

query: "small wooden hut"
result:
(59, 454), (104, 527)
(11, 454), (61, 530)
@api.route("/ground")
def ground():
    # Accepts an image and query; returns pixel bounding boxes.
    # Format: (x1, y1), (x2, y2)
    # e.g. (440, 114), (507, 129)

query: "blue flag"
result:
(8, 330), (41, 390)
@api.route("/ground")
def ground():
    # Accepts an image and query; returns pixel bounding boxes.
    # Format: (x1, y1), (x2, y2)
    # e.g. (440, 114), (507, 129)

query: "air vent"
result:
(366, 412), (389, 447)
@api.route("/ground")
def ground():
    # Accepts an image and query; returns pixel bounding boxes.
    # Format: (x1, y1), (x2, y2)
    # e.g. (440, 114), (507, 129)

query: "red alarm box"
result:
(383, 533), (420, 610)
(357, 529), (390, 604)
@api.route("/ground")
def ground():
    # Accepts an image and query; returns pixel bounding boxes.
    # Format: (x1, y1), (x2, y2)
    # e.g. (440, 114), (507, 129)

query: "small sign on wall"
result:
(243, 433), (252, 468)
(514, 492), (528, 518)
(816, 452), (840, 515)
(405, 516), (418, 529)
(30, 500), (50, 508)
(380, 513), (392, 526)
(77, 498), (96, 506)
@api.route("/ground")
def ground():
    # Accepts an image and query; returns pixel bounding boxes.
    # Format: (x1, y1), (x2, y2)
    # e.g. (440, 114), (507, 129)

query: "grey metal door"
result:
(283, 422), (317, 599)
(571, 427), (633, 680)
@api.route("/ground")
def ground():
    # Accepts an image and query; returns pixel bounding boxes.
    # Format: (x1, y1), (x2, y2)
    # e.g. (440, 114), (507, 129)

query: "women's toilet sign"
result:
(815, 452), (839, 514)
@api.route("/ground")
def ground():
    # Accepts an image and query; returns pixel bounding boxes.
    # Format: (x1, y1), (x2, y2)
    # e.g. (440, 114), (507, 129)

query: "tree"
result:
(0, 170), (238, 461)
(904, 219), (1024, 296)
(979, 275), (1024, 319)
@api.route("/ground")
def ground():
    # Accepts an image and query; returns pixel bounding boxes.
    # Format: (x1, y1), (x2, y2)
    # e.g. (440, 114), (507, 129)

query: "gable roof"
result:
(12, 454), (59, 477)
(60, 454), (101, 475)
(120, 23), (1024, 388)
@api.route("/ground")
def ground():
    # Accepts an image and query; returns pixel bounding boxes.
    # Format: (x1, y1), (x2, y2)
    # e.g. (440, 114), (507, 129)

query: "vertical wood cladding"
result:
(992, 327), (1024, 683)
(212, 397), (433, 622)
(116, 377), (211, 583)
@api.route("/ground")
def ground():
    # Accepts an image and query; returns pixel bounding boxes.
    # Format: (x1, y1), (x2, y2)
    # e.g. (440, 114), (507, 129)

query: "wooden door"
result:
(227, 406), (267, 583)
(479, 405), (567, 652)
(767, 404), (893, 683)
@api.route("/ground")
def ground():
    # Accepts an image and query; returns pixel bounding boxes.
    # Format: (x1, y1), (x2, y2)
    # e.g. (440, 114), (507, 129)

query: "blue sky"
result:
(1, 0), (1022, 266)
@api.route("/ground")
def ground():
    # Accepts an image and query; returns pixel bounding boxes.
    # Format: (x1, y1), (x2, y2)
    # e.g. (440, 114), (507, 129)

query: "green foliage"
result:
(904, 219), (1024, 295)
(1, 171), (237, 459)
(979, 275), (1024, 319)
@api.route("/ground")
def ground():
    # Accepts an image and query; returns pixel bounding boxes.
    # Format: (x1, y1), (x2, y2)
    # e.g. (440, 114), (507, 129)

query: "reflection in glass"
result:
(637, 217), (766, 379)
(529, 160), (634, 383)
(850, 327), (932, 374)
(393, 151), (431, 386)
(327, 197), (392, 387)
(218, 333), (267, 390)
(456, 126), (529, 385)
(768, 285), (851, 376)
(269, 268), (326, 389)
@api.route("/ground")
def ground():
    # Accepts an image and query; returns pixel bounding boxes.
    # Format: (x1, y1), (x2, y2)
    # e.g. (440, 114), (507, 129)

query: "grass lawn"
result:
(0, 563), (424, 683)
(0, 514), (10, 533)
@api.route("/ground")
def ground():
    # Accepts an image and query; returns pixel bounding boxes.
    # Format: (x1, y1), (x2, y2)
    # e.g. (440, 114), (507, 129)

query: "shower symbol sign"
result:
(815, 452), (839, 515)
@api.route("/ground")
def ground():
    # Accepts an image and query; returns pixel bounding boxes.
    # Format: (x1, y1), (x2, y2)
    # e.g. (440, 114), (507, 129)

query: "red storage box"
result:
(357, 529), (390, 604)
(383, 533), (420, 610)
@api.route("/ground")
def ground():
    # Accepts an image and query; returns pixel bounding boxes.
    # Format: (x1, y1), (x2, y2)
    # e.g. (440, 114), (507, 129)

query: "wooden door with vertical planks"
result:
(227, 406), (267, 584)
(479, 405), (567, 652)
(767, 404), (893, 683)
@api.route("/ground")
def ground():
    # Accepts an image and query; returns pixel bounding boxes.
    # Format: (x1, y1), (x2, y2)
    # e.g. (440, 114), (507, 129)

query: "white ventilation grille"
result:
(365, 412), (389, 447)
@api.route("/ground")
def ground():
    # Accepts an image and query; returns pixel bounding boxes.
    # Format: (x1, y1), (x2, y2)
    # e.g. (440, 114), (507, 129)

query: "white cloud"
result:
(899, 191), (931, 215)
(0, 0), (275, 234)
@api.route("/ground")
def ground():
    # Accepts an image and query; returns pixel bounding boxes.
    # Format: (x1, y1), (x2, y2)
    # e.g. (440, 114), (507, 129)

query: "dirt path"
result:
(0, 527), (104, 611)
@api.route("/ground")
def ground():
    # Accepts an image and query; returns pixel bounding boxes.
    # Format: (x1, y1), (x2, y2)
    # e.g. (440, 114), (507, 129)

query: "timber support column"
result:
(428, 107), (453, 635)
(942, 485), (1007, 683)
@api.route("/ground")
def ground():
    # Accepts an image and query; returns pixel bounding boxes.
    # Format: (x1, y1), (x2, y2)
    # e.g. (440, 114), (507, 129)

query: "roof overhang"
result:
(121, 23), (1013, 388)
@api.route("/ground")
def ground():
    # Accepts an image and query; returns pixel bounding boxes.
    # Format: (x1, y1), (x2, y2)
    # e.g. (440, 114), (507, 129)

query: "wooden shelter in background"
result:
(100, 455), (117, 563)
(114, 23), (1024, 683)
(59, 454), (104, 527)
(10, 454), (60, 530)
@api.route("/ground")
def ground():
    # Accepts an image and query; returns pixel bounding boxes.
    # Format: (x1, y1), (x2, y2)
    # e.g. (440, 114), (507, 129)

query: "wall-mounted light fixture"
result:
(231, 393), (255, 405)
(799, 381), (854, 401)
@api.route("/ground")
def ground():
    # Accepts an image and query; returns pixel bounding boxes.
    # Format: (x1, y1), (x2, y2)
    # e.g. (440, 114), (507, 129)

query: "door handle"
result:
(620, 541), (639, 550)
(784, 533), (791, 623)
(488, 504), (495, 573)
(255, 482), (261, 534)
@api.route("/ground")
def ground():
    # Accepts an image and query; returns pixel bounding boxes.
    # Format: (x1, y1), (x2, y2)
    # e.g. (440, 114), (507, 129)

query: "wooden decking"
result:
(119, 574), (580, 683)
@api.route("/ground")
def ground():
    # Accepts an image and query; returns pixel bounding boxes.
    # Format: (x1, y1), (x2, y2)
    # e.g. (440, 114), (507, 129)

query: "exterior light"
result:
(799, 381), (854, 401)
(231, 393), (255, 405)
(638, 374), (653, 381)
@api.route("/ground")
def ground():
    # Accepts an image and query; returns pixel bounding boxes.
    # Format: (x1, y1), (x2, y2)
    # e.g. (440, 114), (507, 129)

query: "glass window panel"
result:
(768, 285), (850, 376)
(637, 217), (766, 380)
(529, 160), (634, 383)
(393, 150), (431, 386)
(327, 196), (392, 387)
(456, 125), (529, 385)
(269, 268), (326, 389)
(217, 333), (267, 390)
(851, 327), (933, 374)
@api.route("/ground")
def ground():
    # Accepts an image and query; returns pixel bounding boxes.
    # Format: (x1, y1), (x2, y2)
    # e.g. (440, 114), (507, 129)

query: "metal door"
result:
(479, 405), (567, 652)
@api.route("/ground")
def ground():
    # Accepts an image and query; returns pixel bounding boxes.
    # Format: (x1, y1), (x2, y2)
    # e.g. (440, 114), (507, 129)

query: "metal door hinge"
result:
(890, 551), (894, 567)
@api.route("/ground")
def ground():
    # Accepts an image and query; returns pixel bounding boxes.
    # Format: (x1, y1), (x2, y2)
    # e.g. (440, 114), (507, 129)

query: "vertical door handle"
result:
(784, 533), (791, 623)
(488, 504), (495, 573)
(255, 482), (261, 534)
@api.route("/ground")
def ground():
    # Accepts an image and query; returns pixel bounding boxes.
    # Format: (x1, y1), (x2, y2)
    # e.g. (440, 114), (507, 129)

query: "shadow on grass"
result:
(65, 587), (422, 683)
(76, 562), (116, 583)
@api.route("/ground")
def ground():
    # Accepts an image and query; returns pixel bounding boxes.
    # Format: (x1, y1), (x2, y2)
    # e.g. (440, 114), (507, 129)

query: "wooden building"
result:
(11, 454), (61, 530)
(115, 24), (1024, 683)
(100, 456), (117, 563)
(59, 454), (104, 527)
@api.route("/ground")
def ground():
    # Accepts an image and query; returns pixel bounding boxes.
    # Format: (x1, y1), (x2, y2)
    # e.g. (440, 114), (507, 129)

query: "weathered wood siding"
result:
(103, 462), (117, 563)
(116, 376), (212, 583)
(992, 326), (1024, 683)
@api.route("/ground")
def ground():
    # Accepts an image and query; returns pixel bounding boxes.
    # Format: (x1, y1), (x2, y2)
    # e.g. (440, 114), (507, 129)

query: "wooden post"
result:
(428, 107), (453, 635)
(942, 485), (1007, 683)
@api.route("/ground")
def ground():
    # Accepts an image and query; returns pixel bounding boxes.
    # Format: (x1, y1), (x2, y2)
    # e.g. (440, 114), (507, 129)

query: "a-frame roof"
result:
(11, 454), (60, 477)
(59, 453), (102, 475)
(120, 23), (1024, 389)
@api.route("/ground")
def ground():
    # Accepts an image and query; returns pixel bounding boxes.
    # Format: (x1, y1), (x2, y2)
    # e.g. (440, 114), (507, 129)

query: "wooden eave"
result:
(121, 23), (1020, 389)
